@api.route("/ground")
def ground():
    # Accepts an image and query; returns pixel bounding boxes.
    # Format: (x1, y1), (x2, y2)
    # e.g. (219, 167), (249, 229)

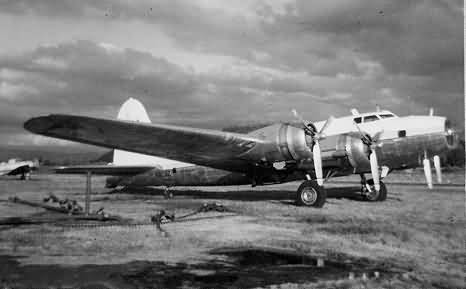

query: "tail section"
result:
(112, 98), (191, 169)
(117, 97), (151, 123)
(113, 98), (154, 166)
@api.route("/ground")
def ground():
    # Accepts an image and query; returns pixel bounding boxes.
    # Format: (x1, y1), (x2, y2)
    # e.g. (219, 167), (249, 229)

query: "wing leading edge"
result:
(24, 114), (265, 173)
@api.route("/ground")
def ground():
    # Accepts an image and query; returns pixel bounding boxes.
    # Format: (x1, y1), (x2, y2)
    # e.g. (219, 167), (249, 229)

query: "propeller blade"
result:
(353, 121), (371, 144)
(317, 115), (335, 137)
(369, 149), (380, 191)
(371, 130), (384, 143)
(433, 155), (442, 183)
(292, 109), (307, 126)
(292, 109), (314, 134)
(423, 158), (433, 189)
(313, 141), (323, 186)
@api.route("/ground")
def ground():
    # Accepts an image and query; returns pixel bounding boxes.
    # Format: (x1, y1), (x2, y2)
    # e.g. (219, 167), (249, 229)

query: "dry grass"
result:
(0, 172), (464, 288)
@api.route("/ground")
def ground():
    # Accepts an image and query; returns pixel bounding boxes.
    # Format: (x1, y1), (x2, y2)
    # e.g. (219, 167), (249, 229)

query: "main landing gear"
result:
(20, 172), (31, 180)
(163, 187), (174, 199)
(295, 180), (327, 207)
(360, 175), (387, 202)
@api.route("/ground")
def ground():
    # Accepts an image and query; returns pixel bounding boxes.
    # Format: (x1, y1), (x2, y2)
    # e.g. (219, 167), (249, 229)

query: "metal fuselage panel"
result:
(0, 161), (35, 176)
(106, 165), (250, 188)
(107, 115), (453, 188)
(338, 132), (450, 174)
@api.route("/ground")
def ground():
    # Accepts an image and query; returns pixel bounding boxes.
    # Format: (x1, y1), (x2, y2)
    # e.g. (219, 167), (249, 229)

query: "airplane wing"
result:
(24, 114), (265, 173)
(54, 165), (158, 176)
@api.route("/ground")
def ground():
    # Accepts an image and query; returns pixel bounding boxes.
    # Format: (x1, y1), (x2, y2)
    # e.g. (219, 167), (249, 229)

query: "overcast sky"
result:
(0, 0), (463, 146)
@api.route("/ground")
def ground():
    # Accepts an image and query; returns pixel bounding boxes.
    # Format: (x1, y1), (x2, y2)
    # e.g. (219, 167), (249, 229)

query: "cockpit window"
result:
(363, 115), (379, 123)
(354, 117), (362, 124)
(379, 114), (395, 119)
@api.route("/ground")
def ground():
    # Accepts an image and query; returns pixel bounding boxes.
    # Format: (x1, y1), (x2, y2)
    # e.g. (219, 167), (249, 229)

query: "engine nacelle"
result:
(247, 124), (314, 163)
(276, 124), (314, 161)
(336, 133), (371, 173)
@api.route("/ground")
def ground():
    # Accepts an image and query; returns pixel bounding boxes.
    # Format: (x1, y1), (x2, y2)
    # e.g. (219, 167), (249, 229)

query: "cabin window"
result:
(363, 115), (379, 123)
(379, 114), (395, 119)
(172, 168), (177, 174)
(398, 130), (406, 138)
(354, 117), (362, 124)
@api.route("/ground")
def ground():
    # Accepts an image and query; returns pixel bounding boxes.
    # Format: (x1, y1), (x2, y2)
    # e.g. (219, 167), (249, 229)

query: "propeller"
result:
(433, 155), (442, 183)
(353, 122), (383, 191)
(292, 109), (334, 186)
(423, 157), (433, 189)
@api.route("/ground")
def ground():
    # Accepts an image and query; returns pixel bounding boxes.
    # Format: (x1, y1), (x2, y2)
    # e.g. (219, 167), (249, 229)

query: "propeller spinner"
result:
(353, 121), (384, 192)
(292, 109), (334, 186)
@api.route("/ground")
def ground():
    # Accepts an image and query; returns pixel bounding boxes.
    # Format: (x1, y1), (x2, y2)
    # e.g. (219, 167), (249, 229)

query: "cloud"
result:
(0, 41), (201, 130)
(1, 1), (461, 77)
(0, 0), (463, 146)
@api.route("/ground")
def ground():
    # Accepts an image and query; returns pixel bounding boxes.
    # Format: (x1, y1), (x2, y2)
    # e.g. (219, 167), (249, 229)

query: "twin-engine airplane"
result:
(24, 98), (458, 207)
(0, 158), (39, 180)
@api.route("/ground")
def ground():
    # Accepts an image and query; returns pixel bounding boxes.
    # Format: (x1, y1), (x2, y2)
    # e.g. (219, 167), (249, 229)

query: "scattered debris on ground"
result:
(3, 195), (122, 226)
(2, 197), (235, 232)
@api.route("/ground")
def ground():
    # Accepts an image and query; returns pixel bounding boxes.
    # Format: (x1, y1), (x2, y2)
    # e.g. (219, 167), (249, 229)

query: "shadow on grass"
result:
(0, 247), (407, 289)
(108, 185), (366, 203)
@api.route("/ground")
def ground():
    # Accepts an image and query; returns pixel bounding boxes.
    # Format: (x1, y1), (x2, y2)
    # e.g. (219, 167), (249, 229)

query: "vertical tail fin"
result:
(117, 97), (151, 123)
(113, 98), (154, 165)
(112, 98), (191, 169)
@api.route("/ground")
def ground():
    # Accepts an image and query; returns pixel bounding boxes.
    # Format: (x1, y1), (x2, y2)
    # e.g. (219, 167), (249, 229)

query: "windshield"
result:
(363, 115), (379, 123)
(379, 114), (395, 119)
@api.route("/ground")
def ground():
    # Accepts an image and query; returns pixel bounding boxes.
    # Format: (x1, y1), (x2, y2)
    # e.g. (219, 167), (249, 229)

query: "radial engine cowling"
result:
(248, 124), (314, 163)
(275, 124), (314, 161)
(336, 133), (371, 173)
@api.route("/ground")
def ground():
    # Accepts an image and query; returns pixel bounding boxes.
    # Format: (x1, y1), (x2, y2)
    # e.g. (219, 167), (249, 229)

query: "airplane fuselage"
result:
(24, 100), (459, 206)
(106, 113), (454, 189)
(0, 159), (37, 177)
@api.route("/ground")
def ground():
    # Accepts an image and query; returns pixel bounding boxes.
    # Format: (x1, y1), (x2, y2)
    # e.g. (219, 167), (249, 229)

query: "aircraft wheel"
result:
(20, 172), (30, 180)
(296, 180), (326, 208)
(163, 188), (174, 199)
(363, 179), (387, 202)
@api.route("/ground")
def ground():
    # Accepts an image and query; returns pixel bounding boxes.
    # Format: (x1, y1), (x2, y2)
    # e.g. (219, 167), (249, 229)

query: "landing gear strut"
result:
(295, 180), (327, 207)
(360, 175), (387, 202)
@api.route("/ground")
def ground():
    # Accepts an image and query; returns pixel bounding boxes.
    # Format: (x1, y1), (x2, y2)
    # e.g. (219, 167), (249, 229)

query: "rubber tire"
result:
(364, 179), (387, 202)
(296, 180), (327, 208)
(164, 190), (174, 199)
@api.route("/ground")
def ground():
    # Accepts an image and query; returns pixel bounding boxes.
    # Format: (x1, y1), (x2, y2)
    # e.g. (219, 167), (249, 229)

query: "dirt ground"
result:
(0, 170), (464, 289)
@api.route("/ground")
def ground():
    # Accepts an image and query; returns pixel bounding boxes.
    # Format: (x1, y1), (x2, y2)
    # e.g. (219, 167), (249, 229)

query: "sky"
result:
(0, 0), (463, 147)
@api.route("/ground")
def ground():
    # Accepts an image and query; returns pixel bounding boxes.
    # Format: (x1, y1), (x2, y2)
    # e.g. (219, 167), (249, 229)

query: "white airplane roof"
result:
(348, 110), (398, 118)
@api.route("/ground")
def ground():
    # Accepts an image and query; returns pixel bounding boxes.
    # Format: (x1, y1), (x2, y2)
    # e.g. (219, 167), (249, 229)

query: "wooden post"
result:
(85, 171), (91, 215)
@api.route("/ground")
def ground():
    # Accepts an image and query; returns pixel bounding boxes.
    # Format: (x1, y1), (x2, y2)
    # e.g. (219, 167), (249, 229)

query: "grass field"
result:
(0, 170), (464, 288)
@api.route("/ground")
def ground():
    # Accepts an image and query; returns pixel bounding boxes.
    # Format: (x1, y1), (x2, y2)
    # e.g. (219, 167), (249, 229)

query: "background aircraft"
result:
(0, 158), (39, 180)
(24, 98), (458, 207)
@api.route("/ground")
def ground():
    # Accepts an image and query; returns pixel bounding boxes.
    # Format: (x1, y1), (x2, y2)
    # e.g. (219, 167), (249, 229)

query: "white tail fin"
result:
(113, 98), (191, 169)
(117, 97), (151, 123)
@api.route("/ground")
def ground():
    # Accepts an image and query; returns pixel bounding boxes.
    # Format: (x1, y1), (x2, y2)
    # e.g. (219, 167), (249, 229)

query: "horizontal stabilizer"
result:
(54, 165), (158, 176)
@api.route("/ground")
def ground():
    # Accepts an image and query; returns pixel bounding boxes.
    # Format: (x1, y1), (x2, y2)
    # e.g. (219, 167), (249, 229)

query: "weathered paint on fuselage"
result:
(106, 113), (455, 189)
(106, 165), (251, 188)
(0, 159), (37, 176)
(108, 131), (451, 189)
